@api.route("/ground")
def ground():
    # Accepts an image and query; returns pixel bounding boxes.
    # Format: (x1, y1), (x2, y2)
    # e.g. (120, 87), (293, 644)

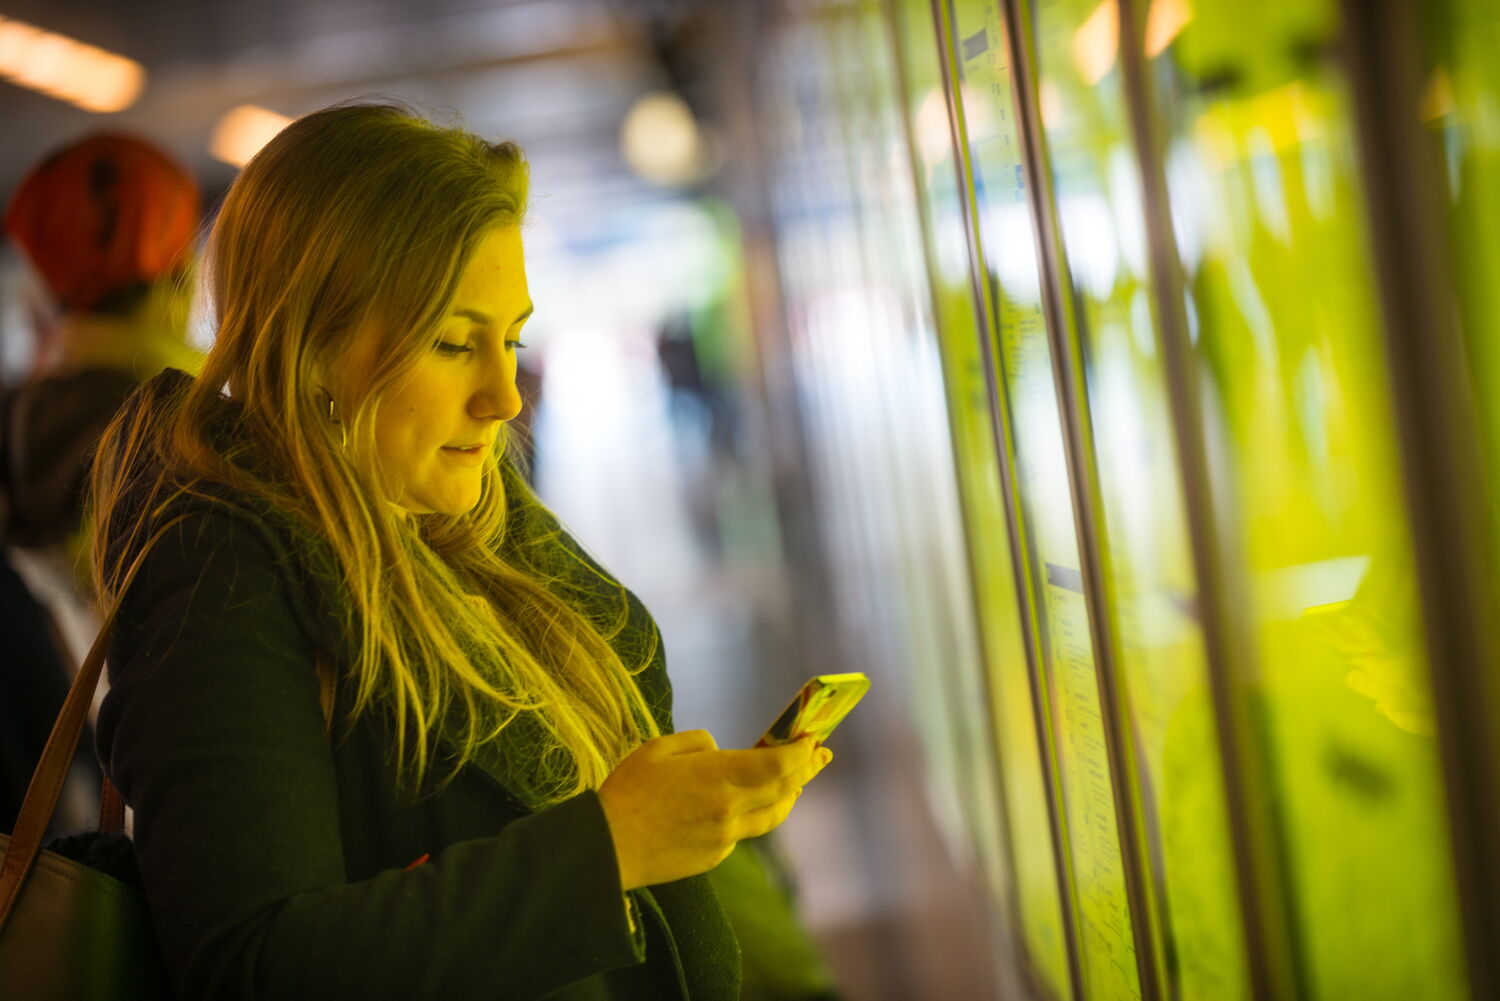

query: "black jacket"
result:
(0, 368), (135, 832)
(94, 371), (740, 1000)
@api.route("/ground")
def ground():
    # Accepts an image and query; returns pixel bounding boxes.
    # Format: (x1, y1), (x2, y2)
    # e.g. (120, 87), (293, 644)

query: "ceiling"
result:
(0, 0), (715, 233)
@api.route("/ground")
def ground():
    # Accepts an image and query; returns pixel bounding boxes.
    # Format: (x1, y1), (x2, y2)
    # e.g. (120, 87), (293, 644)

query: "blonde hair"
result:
(91, 103), (660, 805)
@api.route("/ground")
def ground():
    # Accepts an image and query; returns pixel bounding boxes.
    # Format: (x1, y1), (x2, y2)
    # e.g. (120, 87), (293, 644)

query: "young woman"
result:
(89, 103), (831, 1000)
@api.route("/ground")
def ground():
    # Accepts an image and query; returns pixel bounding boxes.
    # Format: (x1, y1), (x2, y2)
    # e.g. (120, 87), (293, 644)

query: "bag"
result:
(0, 619), (173, 999)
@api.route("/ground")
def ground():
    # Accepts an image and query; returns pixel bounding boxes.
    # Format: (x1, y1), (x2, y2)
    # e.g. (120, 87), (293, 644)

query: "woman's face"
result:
(350, 226), (531, 515)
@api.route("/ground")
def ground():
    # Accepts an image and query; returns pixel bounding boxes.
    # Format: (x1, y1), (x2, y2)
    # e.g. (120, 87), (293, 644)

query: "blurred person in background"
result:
(0, 132), (202, 831)
(86, 102), (838, 1000)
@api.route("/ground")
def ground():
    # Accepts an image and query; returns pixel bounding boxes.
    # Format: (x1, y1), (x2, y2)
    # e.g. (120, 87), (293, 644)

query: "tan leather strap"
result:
(0, 515), (186, 930)
(0, 619), (115, 929)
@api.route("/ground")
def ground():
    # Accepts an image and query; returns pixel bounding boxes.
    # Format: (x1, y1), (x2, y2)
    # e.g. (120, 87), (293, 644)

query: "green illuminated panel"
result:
(1018, 0), (1251, 996)
(1154, 2), (1468, 997)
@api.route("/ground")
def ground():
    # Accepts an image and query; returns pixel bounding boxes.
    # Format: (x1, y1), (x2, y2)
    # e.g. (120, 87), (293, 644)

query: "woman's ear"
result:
(308, 358), (348, 425)
(309, 349), (344, 400)
(315, 317), (380, 407)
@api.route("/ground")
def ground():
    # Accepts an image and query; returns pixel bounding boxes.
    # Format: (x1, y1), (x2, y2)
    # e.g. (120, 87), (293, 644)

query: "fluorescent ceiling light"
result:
(210, 105), (294, 168)
(0, 16), (144, 113)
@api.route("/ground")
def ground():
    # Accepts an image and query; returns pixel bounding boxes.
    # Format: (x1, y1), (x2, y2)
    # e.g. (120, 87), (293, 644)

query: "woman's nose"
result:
(469, 362), (523, 423)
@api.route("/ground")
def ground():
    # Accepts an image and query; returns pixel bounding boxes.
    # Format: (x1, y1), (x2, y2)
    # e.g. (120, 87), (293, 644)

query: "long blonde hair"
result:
(91, 103), (661, 805)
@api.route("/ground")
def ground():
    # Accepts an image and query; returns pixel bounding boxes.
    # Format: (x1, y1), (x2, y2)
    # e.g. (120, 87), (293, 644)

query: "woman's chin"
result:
(395, 485), (482, 517)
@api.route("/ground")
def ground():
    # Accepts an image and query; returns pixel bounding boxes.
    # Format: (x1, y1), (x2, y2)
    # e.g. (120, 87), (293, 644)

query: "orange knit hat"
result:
(5, 132), (200, 312)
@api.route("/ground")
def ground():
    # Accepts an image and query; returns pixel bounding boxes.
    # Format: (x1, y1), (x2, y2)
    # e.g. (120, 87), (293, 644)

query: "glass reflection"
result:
(1156, 1), (1468, 997)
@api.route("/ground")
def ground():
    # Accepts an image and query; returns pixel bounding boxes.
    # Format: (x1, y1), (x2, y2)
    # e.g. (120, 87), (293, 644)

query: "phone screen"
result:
(756, 673), (870, 747)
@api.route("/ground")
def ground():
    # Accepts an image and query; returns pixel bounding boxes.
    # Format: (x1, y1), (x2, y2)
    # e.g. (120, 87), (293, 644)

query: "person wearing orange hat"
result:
(1, 132), (204, 833)
(3, 131), (203, 551)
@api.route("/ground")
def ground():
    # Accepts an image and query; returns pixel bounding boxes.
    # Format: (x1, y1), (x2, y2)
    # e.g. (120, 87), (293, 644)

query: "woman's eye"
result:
(506, 340), (528, 351)
(434, 340), (474, 357)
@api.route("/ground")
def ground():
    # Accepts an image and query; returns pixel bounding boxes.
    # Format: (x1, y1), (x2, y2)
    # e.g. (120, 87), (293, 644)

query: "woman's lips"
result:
(441, 444), (489, 466)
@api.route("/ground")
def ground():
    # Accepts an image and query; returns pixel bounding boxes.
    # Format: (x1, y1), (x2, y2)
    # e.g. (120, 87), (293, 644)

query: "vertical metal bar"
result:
(1338, 2), (1500, 997)
(993, 0), (1168, 998)
(902, 0), (1088, 996)
(1107, 2), (1299, 999)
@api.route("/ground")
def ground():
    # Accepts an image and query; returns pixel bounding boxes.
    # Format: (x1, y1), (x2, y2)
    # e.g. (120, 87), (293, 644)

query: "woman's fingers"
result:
(720, 738), (816, 787)
(795, 746), (832, 785)
(723, 743), (832, 814)
(600, 730), (842, 889)
(733, 788), (803, 841)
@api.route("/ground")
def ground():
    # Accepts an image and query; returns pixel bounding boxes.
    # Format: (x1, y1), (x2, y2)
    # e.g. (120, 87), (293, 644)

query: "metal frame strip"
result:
(991, 1), (1166, 997)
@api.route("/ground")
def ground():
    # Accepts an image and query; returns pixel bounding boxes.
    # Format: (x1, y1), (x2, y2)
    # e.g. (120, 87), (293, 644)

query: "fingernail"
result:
(820, 749), (833, 765)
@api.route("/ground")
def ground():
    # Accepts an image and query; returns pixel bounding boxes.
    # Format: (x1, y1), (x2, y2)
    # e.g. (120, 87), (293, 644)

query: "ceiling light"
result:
(210, 105), (294, 168)
(620, 92), (704, 187)
(0, 16), (144, 113)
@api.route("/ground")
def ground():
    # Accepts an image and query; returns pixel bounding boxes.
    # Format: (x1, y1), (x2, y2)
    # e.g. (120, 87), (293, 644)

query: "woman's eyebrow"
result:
(452, 304), (535, 325)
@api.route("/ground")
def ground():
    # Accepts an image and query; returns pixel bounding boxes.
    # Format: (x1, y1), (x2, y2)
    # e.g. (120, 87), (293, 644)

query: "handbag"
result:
(0, 616), (173, 1000)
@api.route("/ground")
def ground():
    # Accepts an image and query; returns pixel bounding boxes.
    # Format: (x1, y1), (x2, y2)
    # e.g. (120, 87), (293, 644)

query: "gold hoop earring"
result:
(319, 387), (348, 451)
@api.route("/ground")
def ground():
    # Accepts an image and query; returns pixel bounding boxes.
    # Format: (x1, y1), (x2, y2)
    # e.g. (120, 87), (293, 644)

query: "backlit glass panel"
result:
(1152, 1), (1467, 996)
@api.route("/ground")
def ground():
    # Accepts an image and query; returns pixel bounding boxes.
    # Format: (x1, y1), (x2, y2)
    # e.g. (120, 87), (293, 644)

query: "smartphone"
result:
(755, 673), (871, 748)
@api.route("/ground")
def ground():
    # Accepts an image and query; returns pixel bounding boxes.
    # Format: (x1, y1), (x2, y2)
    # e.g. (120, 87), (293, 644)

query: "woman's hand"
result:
(597, 730), (832, 891)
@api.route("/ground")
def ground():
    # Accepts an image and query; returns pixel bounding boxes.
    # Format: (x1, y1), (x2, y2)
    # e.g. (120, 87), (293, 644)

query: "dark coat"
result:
(0, 369), (135, 827)
(2, 367), (140, 548)
(94, 372), (740, 1001)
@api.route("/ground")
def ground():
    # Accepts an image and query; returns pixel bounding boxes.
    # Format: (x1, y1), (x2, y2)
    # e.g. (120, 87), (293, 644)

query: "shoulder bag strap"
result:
(0, 616), (116, 929)
(0, 514), (186, 930)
